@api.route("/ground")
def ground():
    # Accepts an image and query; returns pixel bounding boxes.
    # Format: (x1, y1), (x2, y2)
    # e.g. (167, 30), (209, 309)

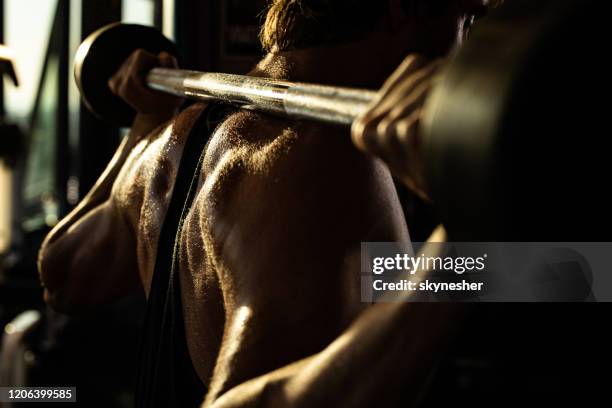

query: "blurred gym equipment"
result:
(75, 23), (177, 127)
(0, 44), (24, 168)
(422, 0), (606, 240)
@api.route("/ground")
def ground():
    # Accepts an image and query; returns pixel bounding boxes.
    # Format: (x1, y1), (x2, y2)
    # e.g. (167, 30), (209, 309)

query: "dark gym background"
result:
(0, 1), (608, 407)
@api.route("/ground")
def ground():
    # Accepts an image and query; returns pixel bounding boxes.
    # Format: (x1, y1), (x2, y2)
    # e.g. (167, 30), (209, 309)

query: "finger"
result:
(385, 57), (444, 97)
(378, 54), (429, 98)
(352, 59), (441, 155)
(376, 56), (443, 102)
(396, 112), (426, 197)
(131, 52), (176, 97)
(131, 48), (158, 65)
(108, 75), (119, 95)
(368, 61), (442, 121)
(394, 110), (422, 153)
(158, 51), (178, 68)
(376, 79), (433, 134)
(109, 49), (155, 96)
(119, 79), (167, 112)
(379, 109), (421, 172)
(119, 75), (179, 113)
(356, 58), (441, 141)
(392, 111), (427, 193)
(353, 78), (429, 147)
(351, 113), (386, 158)
(127, 49), (159, 83)
(108, 52), (137, 95)
(378, 60), (442, 110)
(352, 73), (431, 154)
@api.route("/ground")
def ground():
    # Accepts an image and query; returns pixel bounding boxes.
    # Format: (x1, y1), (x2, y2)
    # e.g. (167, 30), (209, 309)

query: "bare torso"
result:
(38, 19), (474, 404)
(113, 106), (407, 386)
(113, 103), (228, 382)
(109, 55), (410, 399)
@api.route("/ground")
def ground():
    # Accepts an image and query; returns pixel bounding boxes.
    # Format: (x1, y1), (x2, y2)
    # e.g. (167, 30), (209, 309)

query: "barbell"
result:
(75, 22), (377, 128)
(73, 0), (605, 240)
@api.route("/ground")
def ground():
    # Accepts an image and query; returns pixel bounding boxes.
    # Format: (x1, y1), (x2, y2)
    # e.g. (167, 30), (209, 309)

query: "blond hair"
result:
(259, 1), (505, 52)
(259, 0), (386, 52)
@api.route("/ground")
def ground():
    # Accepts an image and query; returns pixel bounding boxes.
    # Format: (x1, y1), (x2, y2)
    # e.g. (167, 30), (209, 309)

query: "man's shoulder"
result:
(197, 108), (399, 227)
(204, 109), (373, 182)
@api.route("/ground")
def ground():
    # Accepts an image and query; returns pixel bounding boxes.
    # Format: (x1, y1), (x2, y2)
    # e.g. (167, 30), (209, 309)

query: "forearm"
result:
(208, 302), (466, 408)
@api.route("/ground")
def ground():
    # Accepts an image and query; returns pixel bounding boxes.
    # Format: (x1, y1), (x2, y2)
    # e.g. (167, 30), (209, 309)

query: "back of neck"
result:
(249, 34), (402, 89)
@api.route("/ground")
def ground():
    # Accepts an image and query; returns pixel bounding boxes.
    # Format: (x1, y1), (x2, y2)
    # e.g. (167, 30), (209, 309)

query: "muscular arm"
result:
(210, 302), (463, 408)
(38, 114), (168, 313)
(38, 49), (181, 313)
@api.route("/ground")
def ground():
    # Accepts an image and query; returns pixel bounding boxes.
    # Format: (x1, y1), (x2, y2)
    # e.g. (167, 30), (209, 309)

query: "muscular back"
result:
(41, 98), (410, 403)
(112, 100), (410, 391)
(184, 107), (409, 393)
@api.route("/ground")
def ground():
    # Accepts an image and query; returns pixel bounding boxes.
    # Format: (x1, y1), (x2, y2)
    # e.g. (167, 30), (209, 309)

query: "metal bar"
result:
(146, 68), (377, 126)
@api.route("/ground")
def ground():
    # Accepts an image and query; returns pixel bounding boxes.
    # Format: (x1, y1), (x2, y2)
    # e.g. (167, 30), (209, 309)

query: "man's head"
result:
(260, 0), (493, 57)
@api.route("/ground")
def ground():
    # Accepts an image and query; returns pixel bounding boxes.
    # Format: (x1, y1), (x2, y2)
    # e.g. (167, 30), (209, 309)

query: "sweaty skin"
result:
(39, 2), (486, 405)
(39, 51), (411, 403)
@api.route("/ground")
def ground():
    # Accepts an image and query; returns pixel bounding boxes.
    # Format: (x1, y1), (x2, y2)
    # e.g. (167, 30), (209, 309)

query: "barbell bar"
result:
(75, 23), (377, 127)
(146, 68), (377, 126)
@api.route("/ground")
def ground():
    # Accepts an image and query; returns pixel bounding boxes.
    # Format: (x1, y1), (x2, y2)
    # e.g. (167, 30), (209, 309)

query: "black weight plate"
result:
(74, 23), (177, 127)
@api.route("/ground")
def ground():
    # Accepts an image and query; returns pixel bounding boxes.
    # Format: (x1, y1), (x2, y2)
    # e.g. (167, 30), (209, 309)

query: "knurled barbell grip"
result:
(146, 68), (378, 126)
